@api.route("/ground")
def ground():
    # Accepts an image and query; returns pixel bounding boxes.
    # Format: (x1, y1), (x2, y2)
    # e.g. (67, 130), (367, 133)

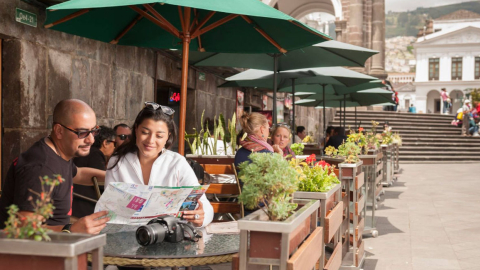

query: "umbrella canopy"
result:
(293, 80), (386, 97)
(46, 0), (331, 154)
(220, 67), (377, 90)
(191, 40), (378, 70)
(295, 88), (394, 107)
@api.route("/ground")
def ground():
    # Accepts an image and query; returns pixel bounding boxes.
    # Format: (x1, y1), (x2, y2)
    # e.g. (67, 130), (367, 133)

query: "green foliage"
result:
(338, 141), (361, 163)
(290, 143), (304, 155)
(4, 175), (65, 241)
(324, 146), (338, 157)
(291, 159), (340, 193)
(238, 153), (298, 221)
(469, 88), (480, 104)
(346, 128), (367, 154)
(365, 121), (381, 151)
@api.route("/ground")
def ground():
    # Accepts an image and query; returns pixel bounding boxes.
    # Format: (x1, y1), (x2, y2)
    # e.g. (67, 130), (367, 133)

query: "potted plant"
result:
(292, 156), (343, 268)
(236, 153), (322, 270)
(0, 175), (106, 270)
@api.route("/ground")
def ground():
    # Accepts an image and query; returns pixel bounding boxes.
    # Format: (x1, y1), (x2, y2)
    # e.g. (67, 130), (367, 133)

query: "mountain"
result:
(386, 1), (480, 38)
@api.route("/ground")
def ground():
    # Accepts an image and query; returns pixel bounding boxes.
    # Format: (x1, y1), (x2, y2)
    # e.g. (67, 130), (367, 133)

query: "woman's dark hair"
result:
(326, 126), (335, 136)
(108, 106), (177, 170)
(92, 126), (116, 149)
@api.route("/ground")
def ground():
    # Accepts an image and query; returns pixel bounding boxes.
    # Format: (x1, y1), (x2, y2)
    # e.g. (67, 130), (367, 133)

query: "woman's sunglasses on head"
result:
(144, 102), (175, 116)
(54, 122), (101, 139)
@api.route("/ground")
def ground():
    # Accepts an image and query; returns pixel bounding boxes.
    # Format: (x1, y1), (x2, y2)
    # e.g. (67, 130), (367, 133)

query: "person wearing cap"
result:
(462, 99), (472, 136)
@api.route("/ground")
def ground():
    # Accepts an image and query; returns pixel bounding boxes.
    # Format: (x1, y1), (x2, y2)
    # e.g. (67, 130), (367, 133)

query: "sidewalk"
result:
(363, 163), (480, 270)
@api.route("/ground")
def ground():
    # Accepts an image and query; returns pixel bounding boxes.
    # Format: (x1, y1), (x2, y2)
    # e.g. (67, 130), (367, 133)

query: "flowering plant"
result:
(347, 128), (367, 154)
(290, 143), (304, 155)
(302, 135), (315, 143)
(291, 154), (340, 193)
(365, 121), (381, 150)
(324, 146), (338, 157)
(392, 133), (402, 146)
(381, 128), (393, 145)
(338, 141), (361, 163)
(4, 175), (65, 241)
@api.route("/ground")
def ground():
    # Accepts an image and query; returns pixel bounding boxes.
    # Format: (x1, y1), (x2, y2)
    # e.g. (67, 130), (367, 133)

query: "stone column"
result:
(348, 0), (364, 47)
(370, 0), (386, 78)
(335, 20), (347, 42)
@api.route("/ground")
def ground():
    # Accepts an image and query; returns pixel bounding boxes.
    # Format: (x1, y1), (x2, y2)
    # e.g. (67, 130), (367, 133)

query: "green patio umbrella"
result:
(219, 67), (377, 141)
(296, 88), (394, 132)
(193, 40), (378, 123)
(45, 0), (330, 154)
(289, 80), (386, 97)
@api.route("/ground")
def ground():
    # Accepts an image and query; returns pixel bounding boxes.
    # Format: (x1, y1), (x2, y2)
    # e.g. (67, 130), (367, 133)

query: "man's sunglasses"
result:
(144, 102), (175, 116)
(117, 134), (131, 141)
(107, 140), (117, 147)
(55, 122), (100, 139)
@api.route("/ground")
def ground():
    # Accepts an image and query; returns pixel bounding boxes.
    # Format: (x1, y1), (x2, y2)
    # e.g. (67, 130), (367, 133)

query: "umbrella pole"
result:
(355, 106), (357, 130)
(178, 8), (192, 156)
(292, 78), (296, 142)
(273, 54), (278, 126)
(339, 100), (342, 128)
(323, 84), (326, 149)
(343, 94), (346, 128)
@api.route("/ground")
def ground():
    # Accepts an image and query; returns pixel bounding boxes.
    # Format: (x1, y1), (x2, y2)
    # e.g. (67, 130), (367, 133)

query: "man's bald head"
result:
(53, 99), (95, 126)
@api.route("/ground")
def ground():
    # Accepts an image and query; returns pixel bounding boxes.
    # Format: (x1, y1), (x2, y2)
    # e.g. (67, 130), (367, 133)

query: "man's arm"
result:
(73, 167), (105, 186)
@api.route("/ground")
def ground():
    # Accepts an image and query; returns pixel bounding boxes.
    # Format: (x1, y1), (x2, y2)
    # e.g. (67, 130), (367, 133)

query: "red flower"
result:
(56, 175), (64, 183)
(40, 192), (44, 200)
(358, 127), (364, 132)
(306, 154), (316, 164)
(315, 160), (330, 168)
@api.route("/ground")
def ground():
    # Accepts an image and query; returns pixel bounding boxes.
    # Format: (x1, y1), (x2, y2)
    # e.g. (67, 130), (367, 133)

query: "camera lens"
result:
(136, 223), (167, 246)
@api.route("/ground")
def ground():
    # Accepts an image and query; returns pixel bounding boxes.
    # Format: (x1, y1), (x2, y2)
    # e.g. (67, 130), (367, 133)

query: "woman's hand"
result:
(183, 200), (205, 227)
(272, 144), (283, 155)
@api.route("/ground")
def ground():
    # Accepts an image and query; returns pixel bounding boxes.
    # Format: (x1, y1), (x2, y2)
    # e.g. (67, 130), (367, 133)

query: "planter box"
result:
(321, 157), (345, 167)
(338, 161), (363, 178)
(237, 199), (321, 270)
(186, 154), (235, 165)
(0, 232), (106, 270)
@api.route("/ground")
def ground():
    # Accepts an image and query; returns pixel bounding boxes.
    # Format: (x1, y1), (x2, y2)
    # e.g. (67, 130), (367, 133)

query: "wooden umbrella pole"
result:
(292, 78), (296, 143)
(322, 84), (326, 149)
(178, 7), (191, 156)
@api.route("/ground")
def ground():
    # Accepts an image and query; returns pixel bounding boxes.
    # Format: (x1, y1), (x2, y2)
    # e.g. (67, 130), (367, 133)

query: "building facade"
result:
(413, 10), (480, 114)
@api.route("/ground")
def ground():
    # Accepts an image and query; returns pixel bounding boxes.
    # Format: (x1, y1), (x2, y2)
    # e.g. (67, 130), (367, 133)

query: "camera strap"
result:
(182, 222), (202, 242)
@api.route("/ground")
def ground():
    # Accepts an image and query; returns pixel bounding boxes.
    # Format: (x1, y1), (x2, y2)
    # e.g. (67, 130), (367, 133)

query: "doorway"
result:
(156, 84), (180, 153)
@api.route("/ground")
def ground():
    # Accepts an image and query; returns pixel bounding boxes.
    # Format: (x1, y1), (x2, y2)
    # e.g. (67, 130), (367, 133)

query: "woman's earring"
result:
(162, 148), (166, 153)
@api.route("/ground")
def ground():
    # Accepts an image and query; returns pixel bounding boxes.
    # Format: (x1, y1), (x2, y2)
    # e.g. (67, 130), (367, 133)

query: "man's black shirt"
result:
(72, 147), (106, 218)
(324, 135), (348, 150)
(0, 139), (77, 228)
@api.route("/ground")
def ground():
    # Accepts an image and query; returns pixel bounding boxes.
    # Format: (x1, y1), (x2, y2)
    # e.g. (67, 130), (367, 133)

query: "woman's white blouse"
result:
(105, 150), (213, 227)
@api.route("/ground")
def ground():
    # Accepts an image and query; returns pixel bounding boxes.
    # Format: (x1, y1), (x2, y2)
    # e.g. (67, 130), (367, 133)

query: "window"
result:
(475, 57), (480, 80)
(429, 58), (439, 81)
(451, 57), (462, 80)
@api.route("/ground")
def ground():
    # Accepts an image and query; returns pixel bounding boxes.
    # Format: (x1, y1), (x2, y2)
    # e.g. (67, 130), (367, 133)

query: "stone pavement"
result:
(362, 163), (480, 270)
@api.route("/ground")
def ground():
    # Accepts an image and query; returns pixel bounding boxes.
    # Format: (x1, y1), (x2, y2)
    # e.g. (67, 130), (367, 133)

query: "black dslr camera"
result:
(136, 216), (201, 246)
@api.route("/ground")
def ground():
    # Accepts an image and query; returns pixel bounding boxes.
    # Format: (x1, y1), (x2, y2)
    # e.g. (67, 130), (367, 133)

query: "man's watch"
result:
(61, 223), (72, 233)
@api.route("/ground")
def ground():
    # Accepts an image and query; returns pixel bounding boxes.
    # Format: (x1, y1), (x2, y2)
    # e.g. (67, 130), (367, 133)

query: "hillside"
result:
(386, 1), (480, 38)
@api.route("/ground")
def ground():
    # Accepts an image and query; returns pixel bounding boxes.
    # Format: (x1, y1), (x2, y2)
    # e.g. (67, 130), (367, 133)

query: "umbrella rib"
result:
(44, 9), (90, 29)
(192, 14), (239, 39)
(191, 11), (216, 37)
(110, 4), (156, 44)
(178, 6), (185, 32)
(192, 10), (206, 52)
(189, 9), (201, 32)
(142, 4), (180, 37)
(130, 6), (180, 38)
(323, 48), (364, 67)
(289, 20), (331, 41)
(240, 15), (287, 53)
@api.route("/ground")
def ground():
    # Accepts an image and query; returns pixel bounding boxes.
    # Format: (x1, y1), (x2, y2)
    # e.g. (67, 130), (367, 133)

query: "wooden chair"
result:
(202, 164), (244, 221)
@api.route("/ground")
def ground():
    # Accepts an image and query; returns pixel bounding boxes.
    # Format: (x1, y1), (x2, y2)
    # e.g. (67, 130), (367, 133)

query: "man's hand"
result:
(71, 211), (110, 234)
(183, 200), (205, 227)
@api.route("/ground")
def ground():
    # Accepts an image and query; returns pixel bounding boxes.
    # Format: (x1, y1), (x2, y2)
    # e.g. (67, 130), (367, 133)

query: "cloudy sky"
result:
(386, 0), (474, 12)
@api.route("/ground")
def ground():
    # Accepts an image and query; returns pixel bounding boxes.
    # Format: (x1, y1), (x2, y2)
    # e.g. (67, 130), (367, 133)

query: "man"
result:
(324, 127), (347, 150)
(114, 123), (131, 147)
(408, 104), (417, 113)
(295, 126), (306, 143)
(72, 126), (116, 218)
(0, 99), (109, 234)
(441, 88), (450, 114)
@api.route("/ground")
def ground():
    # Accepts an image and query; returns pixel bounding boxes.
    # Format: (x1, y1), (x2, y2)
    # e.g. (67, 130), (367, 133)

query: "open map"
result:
(95, 182), (209, 225)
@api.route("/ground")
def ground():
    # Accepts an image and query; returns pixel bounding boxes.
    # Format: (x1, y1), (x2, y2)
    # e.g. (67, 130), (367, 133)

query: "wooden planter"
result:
(294, 184), (343, 270)
(186, 154), (235, 165)
(338, 162), (365, 269)
(0, 232), (106, 270)
(321, 157), (345, 167)
(237, 199), (322, 270)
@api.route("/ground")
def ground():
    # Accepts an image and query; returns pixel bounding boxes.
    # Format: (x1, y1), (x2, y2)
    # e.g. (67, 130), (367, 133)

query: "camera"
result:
(136, 216), (201, 246)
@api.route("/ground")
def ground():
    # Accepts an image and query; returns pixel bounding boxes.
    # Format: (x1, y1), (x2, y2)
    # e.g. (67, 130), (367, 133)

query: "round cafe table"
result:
(94, 224), (239, 269)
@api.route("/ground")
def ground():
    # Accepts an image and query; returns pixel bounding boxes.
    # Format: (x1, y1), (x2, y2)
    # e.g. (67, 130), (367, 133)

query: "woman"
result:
(234, 112), (282, 168)
(106, 102), (213, 227)
(270, 125), (295, 159)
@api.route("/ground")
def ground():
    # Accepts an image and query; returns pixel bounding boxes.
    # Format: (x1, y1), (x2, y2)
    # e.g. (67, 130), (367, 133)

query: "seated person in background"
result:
(325, 126), (335, 144)
(324, 127), (348, 150)
(270, 124), (295, 159)
(105, 102), (213, 227)
(72, 126), (116, 218)
(114, 123), (131, 148)
(0, 99), (109, 234)
(235, 112), (282, 169)
(195, 117), (232, 155)
(408, 104), (416, 113)
(294, 126), (307, 143)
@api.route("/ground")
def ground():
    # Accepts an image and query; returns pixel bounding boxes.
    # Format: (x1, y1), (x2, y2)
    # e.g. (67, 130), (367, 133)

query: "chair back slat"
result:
(206, 183), (241, 195)
(202, 164), (235, 175)
(210, 202), (242, 214)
